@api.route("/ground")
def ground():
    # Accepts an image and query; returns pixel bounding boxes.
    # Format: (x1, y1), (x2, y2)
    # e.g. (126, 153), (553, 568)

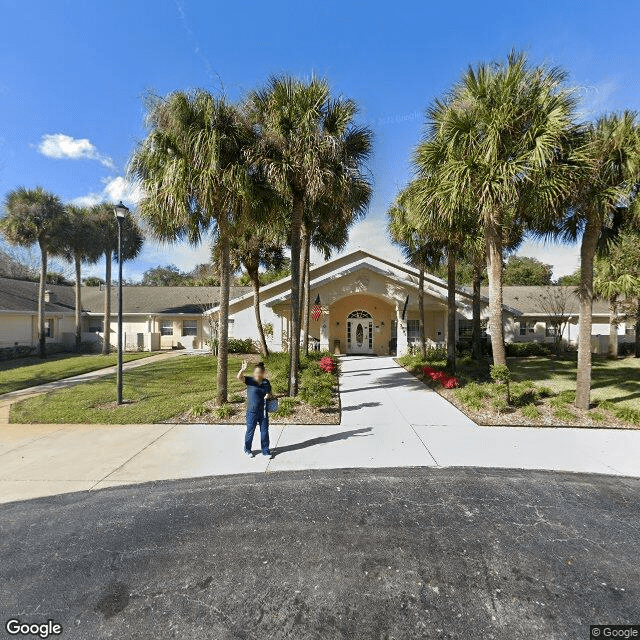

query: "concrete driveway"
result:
(1, 356), (639, 503)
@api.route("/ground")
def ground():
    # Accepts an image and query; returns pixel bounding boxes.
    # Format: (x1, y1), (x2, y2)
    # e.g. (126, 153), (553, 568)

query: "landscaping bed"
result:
(172, 352), (340, 425)
(397, 352), (640, 430)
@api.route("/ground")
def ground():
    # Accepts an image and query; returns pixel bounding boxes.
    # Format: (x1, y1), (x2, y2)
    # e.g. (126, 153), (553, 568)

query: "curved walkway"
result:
(1, 356), (639, 503)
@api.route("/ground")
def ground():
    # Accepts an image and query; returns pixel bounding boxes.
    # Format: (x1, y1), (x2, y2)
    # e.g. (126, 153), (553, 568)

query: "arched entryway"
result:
(347, 310), (373, 354)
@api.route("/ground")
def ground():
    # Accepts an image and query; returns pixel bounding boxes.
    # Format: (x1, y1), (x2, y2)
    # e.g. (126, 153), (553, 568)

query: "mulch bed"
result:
(168, 389), (341, 425)
(399, 362), (640, 430)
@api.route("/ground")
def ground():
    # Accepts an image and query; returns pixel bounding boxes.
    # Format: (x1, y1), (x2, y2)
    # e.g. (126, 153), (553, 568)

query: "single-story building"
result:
(0, 250), (635, 356)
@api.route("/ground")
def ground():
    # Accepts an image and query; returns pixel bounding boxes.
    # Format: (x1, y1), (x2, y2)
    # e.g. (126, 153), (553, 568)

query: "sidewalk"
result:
(0, 355), (639, 503)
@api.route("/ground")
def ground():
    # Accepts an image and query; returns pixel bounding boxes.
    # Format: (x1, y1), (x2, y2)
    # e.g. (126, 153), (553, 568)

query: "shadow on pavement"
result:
(272, 427), (372, 457)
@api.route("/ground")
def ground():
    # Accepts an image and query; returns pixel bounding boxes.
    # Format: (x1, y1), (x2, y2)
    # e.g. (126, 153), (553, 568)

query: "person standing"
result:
(237, 360), (272, 458)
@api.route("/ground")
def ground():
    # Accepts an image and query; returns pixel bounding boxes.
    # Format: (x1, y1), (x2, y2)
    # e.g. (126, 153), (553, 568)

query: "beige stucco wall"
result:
(328, 293), (396, 355)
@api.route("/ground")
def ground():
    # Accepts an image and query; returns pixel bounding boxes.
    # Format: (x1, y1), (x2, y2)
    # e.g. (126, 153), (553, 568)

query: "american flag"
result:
(311, 295), (322, 322)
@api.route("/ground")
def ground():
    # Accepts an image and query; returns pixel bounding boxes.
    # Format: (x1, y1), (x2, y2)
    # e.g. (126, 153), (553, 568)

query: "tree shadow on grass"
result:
(272, 427), (372, 457)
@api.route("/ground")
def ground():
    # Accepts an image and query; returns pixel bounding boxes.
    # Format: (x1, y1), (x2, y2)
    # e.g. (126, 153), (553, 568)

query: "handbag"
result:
(266, 398), (279, 413)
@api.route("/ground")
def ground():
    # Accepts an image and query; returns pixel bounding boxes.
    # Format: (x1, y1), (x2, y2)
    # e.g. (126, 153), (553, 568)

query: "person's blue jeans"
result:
(245, 408), (270, 455)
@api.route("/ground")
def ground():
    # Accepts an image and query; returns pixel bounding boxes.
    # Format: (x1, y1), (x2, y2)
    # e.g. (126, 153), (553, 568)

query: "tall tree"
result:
(559, 113), (640, 407)
(91, 202), (144, 355)
(416, 52), (578, 367)
(215, 223), (287, 356)
(247, 75), (372, 394)
(130, 90), (253, 404)
(58, 205), (102, 352)
(594, 229), (640, 358)
(388, 188), (444, 358)
(503, 256), (553, 286)
(1, 187), (67, 358)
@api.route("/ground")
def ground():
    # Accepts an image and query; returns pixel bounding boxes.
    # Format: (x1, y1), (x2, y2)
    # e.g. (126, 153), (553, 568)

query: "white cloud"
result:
(71, 176), (144, 208)
(37, 133), (114, 168)
(310, 216), (404, 265)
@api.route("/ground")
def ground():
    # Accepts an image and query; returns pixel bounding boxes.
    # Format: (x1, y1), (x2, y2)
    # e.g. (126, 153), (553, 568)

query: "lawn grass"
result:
(0, 352), (153, 395)
(10, 355), (246, 424)
(509, 355), (640, 411)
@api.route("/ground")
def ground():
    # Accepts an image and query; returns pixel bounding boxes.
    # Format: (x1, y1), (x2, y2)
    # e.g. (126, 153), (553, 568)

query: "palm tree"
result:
(91, 202), (144, 355)
(416, 52), (578, 367)
(247, 75), (372, 394)
(215, 224), (287, 356)
(58, 205), (103, 352)
(130, 90), (253, 404)
(1, 187), (66, 358)
(388, 188), (444, 358)
(558, 113), (640, 408)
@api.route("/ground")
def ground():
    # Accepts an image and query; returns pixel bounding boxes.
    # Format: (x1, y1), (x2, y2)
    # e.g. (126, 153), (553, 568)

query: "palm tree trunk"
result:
(575, 219), (601, 410)
(102, 251), (112, 355)
(250, 269), (269, 357)
(608, 294), (619, 359)
(485, 215), (506, 366)
(288, 198), (304, 396)
(471, 261), (482, 361)
(447, 246), (456, 374)
(418, 265), (426, 358)
(635, 299), (640, 358)
(216, 222), (231, 405)
(301, 233), (311, 356)
(38, 242), (47, 359)
(74, 251), (82, 353)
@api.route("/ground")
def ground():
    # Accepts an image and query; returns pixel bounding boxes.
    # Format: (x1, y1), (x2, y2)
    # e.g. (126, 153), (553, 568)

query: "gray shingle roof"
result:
(0, 278), (251, 314)
(482, 285), (611, 315)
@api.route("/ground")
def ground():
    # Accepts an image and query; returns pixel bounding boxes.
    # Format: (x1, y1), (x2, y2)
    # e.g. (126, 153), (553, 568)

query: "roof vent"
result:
(44, 290), (56, 303)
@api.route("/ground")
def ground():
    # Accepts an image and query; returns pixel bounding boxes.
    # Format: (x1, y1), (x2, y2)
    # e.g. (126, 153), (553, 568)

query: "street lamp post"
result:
(114, 201), (129, 405)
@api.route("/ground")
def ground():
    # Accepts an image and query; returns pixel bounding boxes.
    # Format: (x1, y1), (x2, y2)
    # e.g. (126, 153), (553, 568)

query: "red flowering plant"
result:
(422, 365), (458, 389)
(319, 356), (337, 374)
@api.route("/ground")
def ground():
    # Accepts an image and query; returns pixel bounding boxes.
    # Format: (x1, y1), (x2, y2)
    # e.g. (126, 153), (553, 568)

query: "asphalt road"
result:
(1, 467), (638, 640)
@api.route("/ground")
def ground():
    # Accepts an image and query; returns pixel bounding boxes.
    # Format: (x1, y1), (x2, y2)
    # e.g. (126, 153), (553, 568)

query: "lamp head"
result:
(114, 201), (129, 219)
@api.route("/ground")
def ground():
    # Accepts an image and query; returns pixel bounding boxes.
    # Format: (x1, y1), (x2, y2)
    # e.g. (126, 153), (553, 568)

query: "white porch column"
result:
(319, 307), (329, 351)
(396, 304), (408, 356)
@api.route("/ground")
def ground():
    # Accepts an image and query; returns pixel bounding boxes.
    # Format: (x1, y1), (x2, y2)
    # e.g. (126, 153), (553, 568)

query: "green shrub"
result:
(596, 399), (615, 412)
(188, 402), (208, 418)
(505, 342), (551, 357)
(553, 407), (576, 422)
(613, 406), (640, 426)
(454, 382), (490, 410)
(272, 396), (298, 418)
(490, 364), (511, 404)
(229, 393), (244, 403)
(492, 397), (508, 413)
(227, 338), (256, 354)
(215, 404), (234, 419)
(424, 347), (447, 362)
(521, 404), (542, 420)
(589, 411), (606, 423)
(537, 385), (553, 398)
(301, 388), (334, 408)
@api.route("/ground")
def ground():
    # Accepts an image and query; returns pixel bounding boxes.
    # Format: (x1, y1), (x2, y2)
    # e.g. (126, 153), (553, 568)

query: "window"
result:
(43, 319), (53, 338)
(459, 319), (487, 338)
(183, 320), (198, 336)
(519, 321), (535, 336)
(160, 320), (173, 336)
(407, 319), (420, 343)
(391, 319), (398, 336)
(87, 318), (103, 333)
(545, 323), (558, 337)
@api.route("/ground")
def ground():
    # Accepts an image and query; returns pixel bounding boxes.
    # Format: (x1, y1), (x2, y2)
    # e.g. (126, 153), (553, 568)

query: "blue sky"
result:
(1, 0), (639, 280)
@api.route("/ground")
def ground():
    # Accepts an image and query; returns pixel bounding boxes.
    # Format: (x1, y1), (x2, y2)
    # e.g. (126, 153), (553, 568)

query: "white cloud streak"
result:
(71, 176), (144, 207)
(37, 133), (114, 168)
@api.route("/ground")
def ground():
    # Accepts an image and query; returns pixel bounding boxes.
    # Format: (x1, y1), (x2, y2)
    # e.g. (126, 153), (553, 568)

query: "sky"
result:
(1, 0), (639, 281)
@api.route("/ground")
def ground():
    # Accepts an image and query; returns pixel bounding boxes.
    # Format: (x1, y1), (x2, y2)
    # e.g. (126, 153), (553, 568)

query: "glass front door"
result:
(347, 310), (373, 354)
